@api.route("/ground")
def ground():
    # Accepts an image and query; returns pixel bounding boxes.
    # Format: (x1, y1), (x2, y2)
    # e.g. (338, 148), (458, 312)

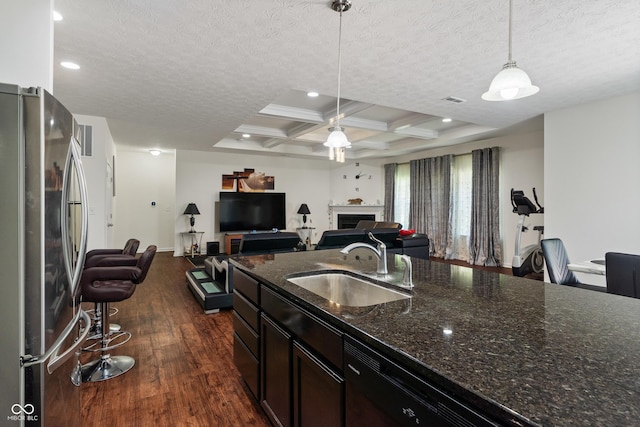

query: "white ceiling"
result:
(52, 0), (640, 161)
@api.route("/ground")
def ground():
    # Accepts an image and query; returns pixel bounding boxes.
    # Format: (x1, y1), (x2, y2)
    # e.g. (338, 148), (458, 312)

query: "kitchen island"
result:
(230, 248), (640, 426)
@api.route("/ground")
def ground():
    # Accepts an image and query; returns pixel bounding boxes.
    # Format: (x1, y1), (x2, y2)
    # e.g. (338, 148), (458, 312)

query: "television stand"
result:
(224, 233), (244, 255)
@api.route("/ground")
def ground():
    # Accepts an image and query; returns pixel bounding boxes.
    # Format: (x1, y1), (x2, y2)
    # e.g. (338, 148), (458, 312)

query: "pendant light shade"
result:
(324, 127), (350, 148)
(482, 0), (539, 101)
(325, 0), (352, 162)
(482, 60), (539, 101)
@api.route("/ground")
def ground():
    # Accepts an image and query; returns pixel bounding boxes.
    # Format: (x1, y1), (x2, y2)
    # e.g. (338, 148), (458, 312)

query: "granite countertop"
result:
(230, 249), (640, 427)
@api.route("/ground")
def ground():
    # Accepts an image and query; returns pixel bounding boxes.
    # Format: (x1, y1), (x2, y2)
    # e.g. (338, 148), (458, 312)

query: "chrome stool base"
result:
(81, 354), (135, 383)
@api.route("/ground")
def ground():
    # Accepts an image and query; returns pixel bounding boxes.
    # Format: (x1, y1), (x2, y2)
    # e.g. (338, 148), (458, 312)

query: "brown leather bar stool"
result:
(84, 238), (140, 336)
(80, 245), (156, 382)
(85, 238), (140, 267)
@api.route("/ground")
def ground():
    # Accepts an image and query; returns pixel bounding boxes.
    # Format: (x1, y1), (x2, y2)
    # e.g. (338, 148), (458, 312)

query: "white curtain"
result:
(447, 154), (472, 261)
(393, 163), (410, 229)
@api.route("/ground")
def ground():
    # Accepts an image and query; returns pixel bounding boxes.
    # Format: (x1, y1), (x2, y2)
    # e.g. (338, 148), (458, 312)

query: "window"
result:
(393, 163), (410, 228)
(449, 154), (472, 260)
(392, 154), (472, 261)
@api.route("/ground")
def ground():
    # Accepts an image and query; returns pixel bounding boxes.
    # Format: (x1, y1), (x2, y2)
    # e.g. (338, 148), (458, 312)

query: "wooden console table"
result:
(225, 233), (244, 255)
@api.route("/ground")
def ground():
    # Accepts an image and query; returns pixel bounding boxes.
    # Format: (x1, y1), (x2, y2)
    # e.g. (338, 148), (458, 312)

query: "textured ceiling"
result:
(52, 0), (640, 160)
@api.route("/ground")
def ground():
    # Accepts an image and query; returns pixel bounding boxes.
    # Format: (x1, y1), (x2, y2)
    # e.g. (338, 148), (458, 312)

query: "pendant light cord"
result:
(335, 7), (343, 128)
(507, 0), (513, 62)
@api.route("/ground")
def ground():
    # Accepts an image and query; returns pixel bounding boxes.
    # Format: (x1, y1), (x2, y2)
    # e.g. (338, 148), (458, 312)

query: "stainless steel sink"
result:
(287, 272), (410, 307)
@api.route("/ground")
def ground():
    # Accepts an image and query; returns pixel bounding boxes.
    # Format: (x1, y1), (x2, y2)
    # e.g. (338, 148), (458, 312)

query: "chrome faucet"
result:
(399, 254), (413, 288)
(340, 232), (388, 275)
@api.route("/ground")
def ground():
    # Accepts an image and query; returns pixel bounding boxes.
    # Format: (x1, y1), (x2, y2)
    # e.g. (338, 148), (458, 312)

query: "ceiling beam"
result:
(387, 112), (436, 131)
(259, 104), (325, 123)
(323, 100), (376, 125)
(393, 127), (438, 139)
(233, 124), (288, 139)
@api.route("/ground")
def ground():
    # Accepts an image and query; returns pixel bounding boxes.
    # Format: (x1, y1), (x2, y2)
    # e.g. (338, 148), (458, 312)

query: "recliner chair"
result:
(315, 229), (367, 250)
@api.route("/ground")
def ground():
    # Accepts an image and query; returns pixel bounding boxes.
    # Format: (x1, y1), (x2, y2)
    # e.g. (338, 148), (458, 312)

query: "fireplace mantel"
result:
(328, 204), (385, 229)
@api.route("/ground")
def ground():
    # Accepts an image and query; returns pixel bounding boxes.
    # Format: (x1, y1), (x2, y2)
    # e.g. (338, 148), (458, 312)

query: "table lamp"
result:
(183, 203), (200, 232)
(297, 203), (311, 227)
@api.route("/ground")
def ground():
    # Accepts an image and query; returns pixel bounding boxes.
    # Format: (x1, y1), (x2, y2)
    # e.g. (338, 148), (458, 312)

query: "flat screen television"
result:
(219, 192), (286, 232)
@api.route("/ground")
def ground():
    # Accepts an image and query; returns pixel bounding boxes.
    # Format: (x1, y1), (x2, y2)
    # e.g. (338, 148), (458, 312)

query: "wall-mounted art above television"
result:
(221, 168), (275, 192)
(219, 192), (286, 232)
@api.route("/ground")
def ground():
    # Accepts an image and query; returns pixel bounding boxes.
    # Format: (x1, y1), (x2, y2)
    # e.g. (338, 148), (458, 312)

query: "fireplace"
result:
(337, 214), (375, 229)
(328, 204), (384, 229)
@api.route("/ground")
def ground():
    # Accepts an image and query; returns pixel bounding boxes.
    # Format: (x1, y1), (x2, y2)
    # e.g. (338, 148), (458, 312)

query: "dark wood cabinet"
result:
(234, 275), (345, 427)
(261, 313), (292, 427)
(232, 268), (261, 400)
(293, 342), (344, 427)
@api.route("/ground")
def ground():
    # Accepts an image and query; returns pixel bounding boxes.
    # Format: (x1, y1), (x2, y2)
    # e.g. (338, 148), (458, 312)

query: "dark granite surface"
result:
(230, 249), (640, 427)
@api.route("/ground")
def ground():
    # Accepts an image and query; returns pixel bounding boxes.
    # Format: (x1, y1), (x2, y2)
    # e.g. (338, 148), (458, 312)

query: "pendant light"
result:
(324, 0), (352, 162)
(482, 0), (539, 101)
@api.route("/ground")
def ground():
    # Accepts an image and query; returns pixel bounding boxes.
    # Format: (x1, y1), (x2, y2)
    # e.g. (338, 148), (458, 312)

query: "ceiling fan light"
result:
(482, 62), (539, 101)
(324, 127), (350, 148)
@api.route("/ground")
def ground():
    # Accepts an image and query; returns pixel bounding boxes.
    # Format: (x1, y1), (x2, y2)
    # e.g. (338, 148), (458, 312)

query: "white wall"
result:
(0, 1), (53, 91)
(390, 129), (545, 268)
(114, 148), (176, 252)
(545, 92), (640, 285)
(174, 151), (374, 254)
(75, 115), (116, 251)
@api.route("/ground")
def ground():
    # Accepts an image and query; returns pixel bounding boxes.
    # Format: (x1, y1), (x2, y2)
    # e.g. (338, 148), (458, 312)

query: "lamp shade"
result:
(482, 61), (539, 101)
(183, 203), (200, 215)
(323, 127), (350, 148)
(297, 204), (311, 215)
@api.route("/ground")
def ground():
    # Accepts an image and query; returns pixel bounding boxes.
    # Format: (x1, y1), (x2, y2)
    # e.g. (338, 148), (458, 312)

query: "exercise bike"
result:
(511, 188), (544, 277)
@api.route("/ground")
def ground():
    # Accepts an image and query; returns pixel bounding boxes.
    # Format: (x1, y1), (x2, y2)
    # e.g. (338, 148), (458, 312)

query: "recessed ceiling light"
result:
(242, 134), (251, 138)
(149, 149), (161, 156)
(60, 61), (80, 70)
(53, 11), (63, 21)
(442, 118), (452, 123)
(307, 91), (319, 97)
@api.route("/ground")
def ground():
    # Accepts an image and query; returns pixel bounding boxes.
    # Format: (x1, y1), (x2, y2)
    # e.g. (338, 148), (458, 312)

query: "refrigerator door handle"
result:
(20, 309), (91, 371)
(71, 136), (89, 288)
(61, 137), (89, 295)
(46, 309), (91, 374)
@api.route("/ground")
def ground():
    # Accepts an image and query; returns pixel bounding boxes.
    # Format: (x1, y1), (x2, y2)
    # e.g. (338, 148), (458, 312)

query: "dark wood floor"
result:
(80, 252), (270, 427)
(79, 252), (538, 426)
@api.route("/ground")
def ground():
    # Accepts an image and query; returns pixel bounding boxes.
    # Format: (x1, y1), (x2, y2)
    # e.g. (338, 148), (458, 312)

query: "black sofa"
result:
(238, 231), (303, 254)
(315, 221), (430, 259)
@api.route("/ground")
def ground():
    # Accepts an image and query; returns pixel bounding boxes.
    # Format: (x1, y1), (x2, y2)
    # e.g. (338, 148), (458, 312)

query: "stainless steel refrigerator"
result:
(0, 83), (91, 426)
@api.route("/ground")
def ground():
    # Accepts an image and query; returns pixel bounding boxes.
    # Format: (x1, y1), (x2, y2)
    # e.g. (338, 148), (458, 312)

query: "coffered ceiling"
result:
(52, 0), (640, 161)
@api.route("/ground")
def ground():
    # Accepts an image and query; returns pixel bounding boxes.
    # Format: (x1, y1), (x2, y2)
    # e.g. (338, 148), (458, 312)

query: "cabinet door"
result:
(293, 342), (344, 427)
(261, 314), (292, 427)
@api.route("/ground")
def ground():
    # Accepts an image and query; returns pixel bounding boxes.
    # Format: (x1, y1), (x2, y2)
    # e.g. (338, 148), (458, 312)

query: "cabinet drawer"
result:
(233, 310), (259, 358)
(234, 268), (259, 304)
(261, 285), (343, 370)
(233, 333), (259, 401)
(234, 291), (260, 332)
